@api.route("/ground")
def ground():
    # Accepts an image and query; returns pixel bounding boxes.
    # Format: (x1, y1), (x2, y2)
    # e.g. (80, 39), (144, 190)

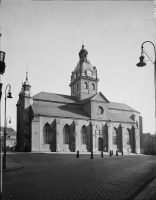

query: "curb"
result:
(2, 157), (25, 172)
(126, 175), (155, 200)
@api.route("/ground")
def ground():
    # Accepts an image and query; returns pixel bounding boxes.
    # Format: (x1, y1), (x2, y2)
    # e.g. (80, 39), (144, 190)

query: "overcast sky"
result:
(0, 0), (155, 134)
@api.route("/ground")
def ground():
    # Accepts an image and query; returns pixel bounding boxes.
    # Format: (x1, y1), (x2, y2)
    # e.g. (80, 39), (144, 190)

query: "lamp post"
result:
(0, 33), (6, 195)
(2, 84), (13, 170)
(136, 41), (156, 105)
(136, 41), (156, 136)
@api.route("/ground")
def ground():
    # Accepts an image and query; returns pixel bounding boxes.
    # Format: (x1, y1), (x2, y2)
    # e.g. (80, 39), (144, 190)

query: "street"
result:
(2, 153), (156, 200)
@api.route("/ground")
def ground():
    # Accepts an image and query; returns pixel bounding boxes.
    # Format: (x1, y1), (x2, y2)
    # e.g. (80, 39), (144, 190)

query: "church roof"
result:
(31, 103), (89, 119)
(108, 113), (134, 123)
(33, 92), (80, 104)
(108, 102), (140, 113)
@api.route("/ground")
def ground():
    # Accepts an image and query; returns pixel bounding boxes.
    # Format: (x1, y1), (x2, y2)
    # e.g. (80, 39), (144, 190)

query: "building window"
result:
(81, 125), (88, 144)
(84, 82), (88, 89)
(112, 128), (117, 145)
(77, 83), (79, 91)
(126, 129), (130, 145)
(43, 123), (52, 144)
(73, 86), (74, 94)
(63, 125), (70, 144)
(91, 83), (95, 90)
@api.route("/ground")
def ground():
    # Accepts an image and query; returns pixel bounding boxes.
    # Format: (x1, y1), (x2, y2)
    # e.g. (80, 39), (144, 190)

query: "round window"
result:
(96, 106), (104, 115)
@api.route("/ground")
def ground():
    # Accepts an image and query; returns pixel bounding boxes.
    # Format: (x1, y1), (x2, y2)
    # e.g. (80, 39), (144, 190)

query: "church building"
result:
(16, 45), (142, 154)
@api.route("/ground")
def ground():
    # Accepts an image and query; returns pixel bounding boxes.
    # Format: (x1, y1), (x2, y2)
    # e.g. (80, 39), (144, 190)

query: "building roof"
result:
(108, 113), (134, 123)
(31, 103), (89, 119)
(108, 102), (140, 113)
(33, 92), (80, 104)
(0, 127), (16, 132)
(31, 103), (135, 123)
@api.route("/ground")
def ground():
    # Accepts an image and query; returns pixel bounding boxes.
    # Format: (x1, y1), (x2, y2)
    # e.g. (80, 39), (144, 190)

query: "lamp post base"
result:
(2, 155), (6, 170)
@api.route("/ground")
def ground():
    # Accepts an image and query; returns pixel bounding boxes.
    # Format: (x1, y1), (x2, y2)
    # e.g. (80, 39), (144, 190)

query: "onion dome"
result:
(71, 45), (97, 82)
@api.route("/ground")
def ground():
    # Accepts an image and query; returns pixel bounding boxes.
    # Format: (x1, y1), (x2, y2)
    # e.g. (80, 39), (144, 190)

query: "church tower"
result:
(16, 71), (33, 151)
(70, 45), (99, 101)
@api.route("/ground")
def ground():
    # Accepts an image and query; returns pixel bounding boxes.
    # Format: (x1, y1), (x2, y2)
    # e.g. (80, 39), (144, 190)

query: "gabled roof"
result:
(108, 113), (134, 123)
(108, 102), (140, 113)
(0, 127), (16, 132)
(82, 92), (109, 104)
(33, 92), (80, 104)
(31, 103), (89, 119)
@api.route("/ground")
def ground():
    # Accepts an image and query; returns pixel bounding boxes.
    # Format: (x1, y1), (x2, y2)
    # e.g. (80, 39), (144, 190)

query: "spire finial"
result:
(26, 66), (28, 81)
(82, 41), (84, 49)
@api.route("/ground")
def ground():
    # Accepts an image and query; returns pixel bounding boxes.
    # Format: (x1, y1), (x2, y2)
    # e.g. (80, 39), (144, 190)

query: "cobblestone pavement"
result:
(2, 153), (156, 200)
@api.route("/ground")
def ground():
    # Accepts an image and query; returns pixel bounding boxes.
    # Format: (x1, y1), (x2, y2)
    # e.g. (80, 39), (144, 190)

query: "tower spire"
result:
(26, 66), (28, 81)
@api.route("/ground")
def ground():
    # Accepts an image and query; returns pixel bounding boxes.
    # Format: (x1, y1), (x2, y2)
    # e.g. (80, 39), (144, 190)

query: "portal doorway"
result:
(98, 137), (103, 151)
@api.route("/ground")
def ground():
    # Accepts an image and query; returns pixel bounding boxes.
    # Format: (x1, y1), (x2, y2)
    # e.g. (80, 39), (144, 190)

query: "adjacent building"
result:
(16, 45), (142, 153)
(0, 127), (16, 151)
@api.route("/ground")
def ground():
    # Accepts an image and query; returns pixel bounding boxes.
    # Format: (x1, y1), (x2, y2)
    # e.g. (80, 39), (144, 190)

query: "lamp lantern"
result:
(0, 51), (6, 75)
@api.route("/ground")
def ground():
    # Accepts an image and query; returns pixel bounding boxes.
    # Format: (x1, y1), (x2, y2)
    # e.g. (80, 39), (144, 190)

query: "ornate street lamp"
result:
(6, 116), (11, 124)
(136, 41), (156, 140)
(136, 41), (156, 87)
(2, 84), (13, 170)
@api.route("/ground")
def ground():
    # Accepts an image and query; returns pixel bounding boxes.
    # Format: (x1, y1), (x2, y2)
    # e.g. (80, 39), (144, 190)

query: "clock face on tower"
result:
(86, 70), (92, 77)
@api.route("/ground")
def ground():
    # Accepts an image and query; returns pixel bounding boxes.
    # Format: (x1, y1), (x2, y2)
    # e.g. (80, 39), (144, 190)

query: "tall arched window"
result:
(84, 82), (88, 89)
(91, 83), (95, 90)
(112, 128), (117, 145)
(73, 86), (74, 94)
(43, 123), (52, 144)
(127, 129), (130, 145)
(63, 125), (70, 144)
(81, 125), (88, 144)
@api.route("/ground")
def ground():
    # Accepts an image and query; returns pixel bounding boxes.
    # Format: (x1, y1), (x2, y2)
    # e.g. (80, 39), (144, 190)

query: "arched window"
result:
(63, 125), (70, 144)
(91, 83), (95, 90)
(43, 123), (52, 144)
(112, 128), (117, 145)
(84, 82), (88, 89)
(77, 83), (79, 91)
(81, 125), (88, 144)
(127, 129), (130, 145)
(73, 86), (74, 94)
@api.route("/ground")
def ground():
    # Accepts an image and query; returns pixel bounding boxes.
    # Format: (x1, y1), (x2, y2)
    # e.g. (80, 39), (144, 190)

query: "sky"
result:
(0, 0), (155, 134)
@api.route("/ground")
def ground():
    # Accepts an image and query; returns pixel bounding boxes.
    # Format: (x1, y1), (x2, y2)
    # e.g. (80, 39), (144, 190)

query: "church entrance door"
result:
(103, 130), (108, 152)
(98, 137), (103, 151)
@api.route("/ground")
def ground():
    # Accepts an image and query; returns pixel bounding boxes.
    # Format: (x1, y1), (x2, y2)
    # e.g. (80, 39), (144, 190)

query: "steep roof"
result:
(108, 102), (140, 113)
(33, 92), (80, 104)
(31, 103), (89, 119)
(108, 113), (134, 123)
(0, 127), (16, 132)
(81, 92), (109, 104)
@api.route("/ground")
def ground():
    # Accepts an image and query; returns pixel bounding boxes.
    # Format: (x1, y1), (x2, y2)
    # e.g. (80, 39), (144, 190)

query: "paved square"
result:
(2, 153), (156, 200)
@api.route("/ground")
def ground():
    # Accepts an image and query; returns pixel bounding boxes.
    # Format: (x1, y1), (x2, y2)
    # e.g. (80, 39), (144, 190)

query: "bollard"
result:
(76, 150), (79, 158)
(109, 150), (111, 157)
(101, 150), (103, 158)
(91, 151), (93, 159)
(122, 150), (123, 155)
(116, 150), (118, 156)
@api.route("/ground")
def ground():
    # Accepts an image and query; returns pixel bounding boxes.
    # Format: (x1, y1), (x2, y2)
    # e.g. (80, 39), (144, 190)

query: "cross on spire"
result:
(26, 66), (28, 81)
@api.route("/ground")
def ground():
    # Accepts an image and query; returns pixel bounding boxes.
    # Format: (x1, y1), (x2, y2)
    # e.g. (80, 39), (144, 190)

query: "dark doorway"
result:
(98, 137), (103, 151)
(103, 131), (108, 152)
